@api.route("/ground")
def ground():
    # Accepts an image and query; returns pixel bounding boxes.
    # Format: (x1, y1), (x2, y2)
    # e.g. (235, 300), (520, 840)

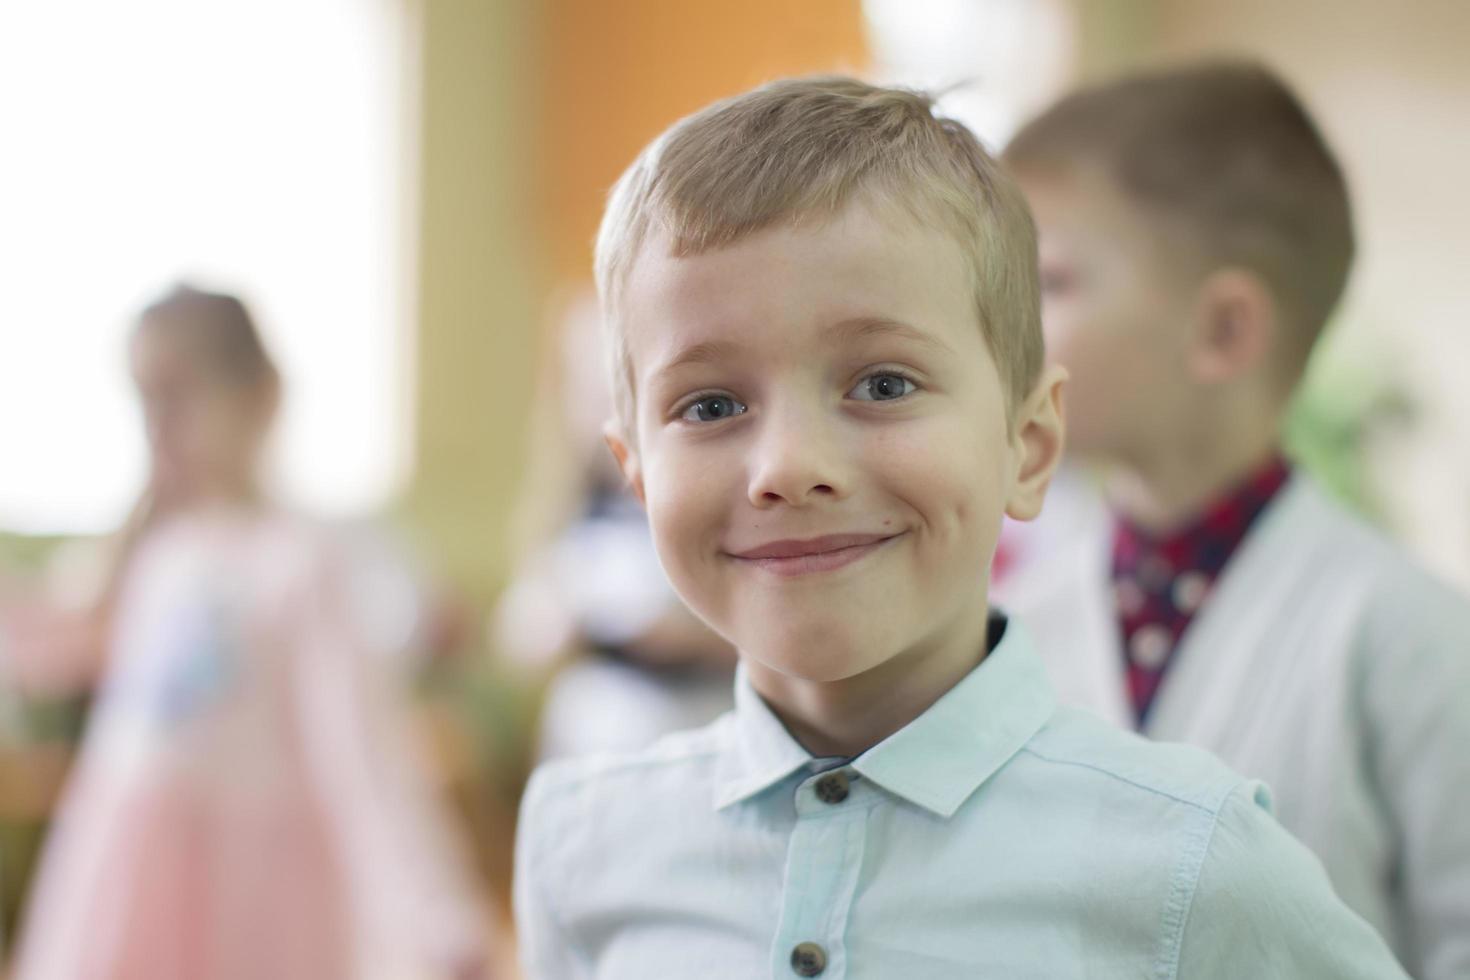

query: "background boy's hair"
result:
(595, 75), (1042, 432)
(1004, 61), (1354, 379)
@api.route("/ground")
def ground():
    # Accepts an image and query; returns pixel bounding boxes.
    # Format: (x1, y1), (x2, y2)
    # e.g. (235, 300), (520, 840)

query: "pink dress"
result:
(12, 510), (489, 980)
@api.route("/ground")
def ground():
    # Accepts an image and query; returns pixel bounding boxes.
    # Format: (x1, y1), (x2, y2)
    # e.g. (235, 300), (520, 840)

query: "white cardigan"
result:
(997, 474), (1470, 980)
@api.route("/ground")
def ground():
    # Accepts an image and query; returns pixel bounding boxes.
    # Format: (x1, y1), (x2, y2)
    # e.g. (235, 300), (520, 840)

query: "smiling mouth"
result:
(727, 532), (903, 577)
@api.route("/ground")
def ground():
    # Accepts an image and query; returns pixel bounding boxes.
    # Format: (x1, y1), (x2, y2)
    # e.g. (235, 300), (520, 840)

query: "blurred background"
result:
(0, 0), (1466, 975)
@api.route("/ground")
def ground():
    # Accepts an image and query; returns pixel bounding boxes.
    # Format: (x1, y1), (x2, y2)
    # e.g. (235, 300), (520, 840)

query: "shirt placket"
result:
(769, 766), (869, 979)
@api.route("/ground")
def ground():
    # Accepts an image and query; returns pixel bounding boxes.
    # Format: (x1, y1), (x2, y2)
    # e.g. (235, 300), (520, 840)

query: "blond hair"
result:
(594, 76), (1042, 431)
(1004, 61), (1354, 377)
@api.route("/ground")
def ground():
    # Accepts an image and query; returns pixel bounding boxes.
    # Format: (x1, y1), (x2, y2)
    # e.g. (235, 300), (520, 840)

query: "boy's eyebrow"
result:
(826, 316), (956, 356)
(651, 339), (743, 379)
(651, 317), (954, 382)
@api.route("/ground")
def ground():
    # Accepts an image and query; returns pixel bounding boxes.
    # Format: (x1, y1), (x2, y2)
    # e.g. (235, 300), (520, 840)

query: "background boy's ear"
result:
(602, 420), (646, 505)
(1187, 268), (1277, 384)
(1004, 364), (1067, 522)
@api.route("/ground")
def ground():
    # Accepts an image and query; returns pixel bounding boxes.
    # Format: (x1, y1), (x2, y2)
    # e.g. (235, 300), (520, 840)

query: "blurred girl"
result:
(9, 286), (493, 979)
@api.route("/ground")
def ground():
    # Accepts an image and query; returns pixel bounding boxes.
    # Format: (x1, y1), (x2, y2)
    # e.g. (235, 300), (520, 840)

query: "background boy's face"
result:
(610, 201), (1024, 683)
(1018, 168), (1200, 464)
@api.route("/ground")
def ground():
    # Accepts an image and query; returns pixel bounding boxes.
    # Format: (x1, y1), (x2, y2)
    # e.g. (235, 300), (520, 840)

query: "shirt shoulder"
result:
(1022, 706), (1247, 816)
(525, 715), (731, 800)
(1016, 717), (1409, 977)
(518, 715), (734, 862)
(1271, 481), (1470, 670)
(1276, 480), (1465, 610)
(514, 716), (735, 952)
(1179, 781), (1410, 978)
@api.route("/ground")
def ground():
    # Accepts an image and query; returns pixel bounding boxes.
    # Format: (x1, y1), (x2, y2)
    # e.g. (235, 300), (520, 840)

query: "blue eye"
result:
(850, 373), (916, 402)
(681, 395), (747, 422)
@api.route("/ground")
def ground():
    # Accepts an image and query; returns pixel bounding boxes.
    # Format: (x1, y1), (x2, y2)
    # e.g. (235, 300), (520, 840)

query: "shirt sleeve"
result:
(515, 765), (591, 980)
(1177, 781), (1409, 979)
(1358, 573), (1470, 980)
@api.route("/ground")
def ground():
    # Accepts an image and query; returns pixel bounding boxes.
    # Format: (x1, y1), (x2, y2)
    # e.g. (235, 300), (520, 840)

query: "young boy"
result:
(997, 62), (1470, 979)
(514, 76), (1408, 978)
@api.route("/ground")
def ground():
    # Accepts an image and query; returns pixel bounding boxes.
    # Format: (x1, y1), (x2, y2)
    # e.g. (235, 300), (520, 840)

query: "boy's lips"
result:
(727, 532), (903, 577)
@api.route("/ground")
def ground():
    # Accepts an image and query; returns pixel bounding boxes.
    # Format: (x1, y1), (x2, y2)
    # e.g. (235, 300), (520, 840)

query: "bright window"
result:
(863, 0), (1075, 146)
(0, 1), (413, 534)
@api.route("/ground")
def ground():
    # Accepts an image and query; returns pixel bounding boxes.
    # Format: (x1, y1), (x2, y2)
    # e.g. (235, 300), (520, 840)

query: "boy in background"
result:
(999, 61), (1470, 979)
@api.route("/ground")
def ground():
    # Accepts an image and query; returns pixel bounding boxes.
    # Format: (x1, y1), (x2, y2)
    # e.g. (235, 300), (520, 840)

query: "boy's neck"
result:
(1103, 423), (1282, 535)
(744, 595), (993, 759)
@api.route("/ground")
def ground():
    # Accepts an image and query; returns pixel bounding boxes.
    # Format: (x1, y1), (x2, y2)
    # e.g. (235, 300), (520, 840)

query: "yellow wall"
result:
(401, 0), (541, 603)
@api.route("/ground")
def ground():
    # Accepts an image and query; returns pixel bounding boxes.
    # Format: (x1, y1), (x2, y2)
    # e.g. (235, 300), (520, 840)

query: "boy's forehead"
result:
(1020, 167), (1168, 260)
(1020, 167), (1125, 230)
(618, 233), (997, 426)
(1028, 170), (1216, 292)
(623, 204), (972, 342)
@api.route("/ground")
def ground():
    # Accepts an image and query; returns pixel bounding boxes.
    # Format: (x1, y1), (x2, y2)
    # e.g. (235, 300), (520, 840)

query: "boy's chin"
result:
(742, 633), (894, 685)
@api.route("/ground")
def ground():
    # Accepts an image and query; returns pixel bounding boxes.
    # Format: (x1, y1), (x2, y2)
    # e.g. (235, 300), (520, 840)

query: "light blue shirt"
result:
(515, 618), (1407, 979)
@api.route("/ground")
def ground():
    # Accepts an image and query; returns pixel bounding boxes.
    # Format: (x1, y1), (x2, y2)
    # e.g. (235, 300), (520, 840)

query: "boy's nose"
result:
(746, 411), (850, 509)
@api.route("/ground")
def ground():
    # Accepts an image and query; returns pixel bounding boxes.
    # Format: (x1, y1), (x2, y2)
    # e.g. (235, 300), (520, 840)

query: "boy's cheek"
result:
(644, 479), (729, 569)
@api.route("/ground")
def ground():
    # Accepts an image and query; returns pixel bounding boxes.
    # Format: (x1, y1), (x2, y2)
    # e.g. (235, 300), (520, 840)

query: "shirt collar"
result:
(711, 665), (815, 811)
(713, 615), (1057, 818)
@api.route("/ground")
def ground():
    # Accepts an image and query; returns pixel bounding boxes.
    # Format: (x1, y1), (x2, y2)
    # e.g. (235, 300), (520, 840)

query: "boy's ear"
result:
(1187, 268), (1277, 384)
(1004, 364), (1067, 522)
(602, 419), (646, 506)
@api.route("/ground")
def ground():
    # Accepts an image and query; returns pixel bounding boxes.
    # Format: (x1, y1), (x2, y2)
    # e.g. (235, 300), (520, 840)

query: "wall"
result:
(401, 0), (541, 602)
(540, 0), (870, 290)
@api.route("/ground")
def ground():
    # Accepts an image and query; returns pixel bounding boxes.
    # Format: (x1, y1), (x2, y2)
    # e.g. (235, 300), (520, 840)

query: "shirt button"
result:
(790, 942), (828, 976)
(814, 770), (849, 804)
